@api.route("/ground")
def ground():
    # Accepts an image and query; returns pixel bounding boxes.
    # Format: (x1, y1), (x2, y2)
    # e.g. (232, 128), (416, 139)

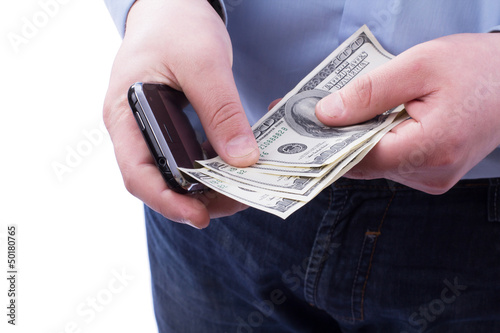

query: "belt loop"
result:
(488, 178), (500, 222)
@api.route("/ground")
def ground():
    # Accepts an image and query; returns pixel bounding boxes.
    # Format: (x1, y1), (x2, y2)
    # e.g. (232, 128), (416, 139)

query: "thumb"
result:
(315, 50), (431, 126)
(181, 64), (259, 168)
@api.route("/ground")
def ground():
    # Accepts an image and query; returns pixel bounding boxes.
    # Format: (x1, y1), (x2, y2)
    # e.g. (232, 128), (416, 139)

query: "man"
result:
(103, 0), (500, 331)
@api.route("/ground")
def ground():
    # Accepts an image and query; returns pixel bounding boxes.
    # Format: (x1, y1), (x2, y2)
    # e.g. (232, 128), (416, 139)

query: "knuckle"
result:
(401, 133), (466, 194)
(401, 49), (435, 94)
(430, 136), (465, 170)
(423, 178), (457, 195)
(122, 172), (136, 196)
(406, 51), (427, 76)
(120, 164), (143, 199)
(102, 96), (115, 128)
(421, 156), (463, 195)
(102, 96), (129, 132)
(158, 205), (175, 221)
(207, 98), (243, 132)
(347, 73), (374, 111)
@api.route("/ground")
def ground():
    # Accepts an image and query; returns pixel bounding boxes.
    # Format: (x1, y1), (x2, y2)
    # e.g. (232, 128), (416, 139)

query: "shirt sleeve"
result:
(103, 0), (227, 38)
(103, 0), (137, 38)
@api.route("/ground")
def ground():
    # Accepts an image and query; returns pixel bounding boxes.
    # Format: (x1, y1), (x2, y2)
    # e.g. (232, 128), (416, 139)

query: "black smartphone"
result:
(128, 82), (207, 193)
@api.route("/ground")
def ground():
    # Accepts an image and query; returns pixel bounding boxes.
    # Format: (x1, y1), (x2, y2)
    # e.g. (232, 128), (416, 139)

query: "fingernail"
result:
(181, 219), (203, 230)
(226, 135), (258, 158)
(318, 93), (345, 118)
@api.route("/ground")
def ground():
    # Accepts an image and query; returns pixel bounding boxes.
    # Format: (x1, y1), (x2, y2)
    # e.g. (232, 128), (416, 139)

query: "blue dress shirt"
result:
(104, 0), (500, 179)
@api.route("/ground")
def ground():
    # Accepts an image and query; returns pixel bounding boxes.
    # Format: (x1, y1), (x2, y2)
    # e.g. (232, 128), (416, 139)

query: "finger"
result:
(103, 88), (211, 229)
(345, 117), (424, 178)
(316, 47), (435, 126)
(193, 190), (249, 219)
(343, 115), (463, 194)
(268, 98), (282, 111)
(126, 160), (211, 228)
(181, 63), (260, 168)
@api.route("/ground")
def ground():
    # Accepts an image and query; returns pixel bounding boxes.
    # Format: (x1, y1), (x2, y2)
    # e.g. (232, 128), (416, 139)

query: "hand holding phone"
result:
(128, 83), (207, 193)
(103, 0), (256, 227)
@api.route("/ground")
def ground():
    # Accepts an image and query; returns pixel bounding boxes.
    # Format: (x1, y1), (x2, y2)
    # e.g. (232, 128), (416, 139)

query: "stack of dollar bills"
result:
(181, 25), (408, 219)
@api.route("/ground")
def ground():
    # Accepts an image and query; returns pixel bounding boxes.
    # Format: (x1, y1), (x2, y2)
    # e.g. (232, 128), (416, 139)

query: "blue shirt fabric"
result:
(104, 0), (500, 179)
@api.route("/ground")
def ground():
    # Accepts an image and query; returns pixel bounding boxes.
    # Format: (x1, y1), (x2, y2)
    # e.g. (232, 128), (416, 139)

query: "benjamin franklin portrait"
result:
(284, 89), (382, 138)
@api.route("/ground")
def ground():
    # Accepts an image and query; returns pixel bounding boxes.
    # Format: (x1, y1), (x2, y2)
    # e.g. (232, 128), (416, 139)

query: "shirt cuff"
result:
(103, 0), (137, 38)
(489, 25), (500, 33)
(104, 0), (227, 38)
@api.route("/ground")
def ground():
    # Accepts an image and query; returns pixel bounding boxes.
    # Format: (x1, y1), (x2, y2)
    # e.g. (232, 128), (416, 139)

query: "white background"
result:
(1, 0), (157, 332)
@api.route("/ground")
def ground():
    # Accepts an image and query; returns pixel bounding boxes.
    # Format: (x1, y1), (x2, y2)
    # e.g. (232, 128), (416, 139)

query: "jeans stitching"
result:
(494, 180), (499, 222)
(349, 191), (396, 322)
(303, 187), (333, 306)
(313, 189), (347, 306)
(487, 179), (500, 222)
(351, 231), (369, 322)
(304, 187), (348, 307)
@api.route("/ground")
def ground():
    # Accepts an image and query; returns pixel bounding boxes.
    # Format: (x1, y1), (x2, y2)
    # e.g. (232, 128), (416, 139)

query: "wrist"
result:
(126, 0), (225, 32)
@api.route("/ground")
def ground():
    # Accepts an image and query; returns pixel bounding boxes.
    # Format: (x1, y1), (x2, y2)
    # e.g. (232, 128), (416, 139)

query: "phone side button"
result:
(134, 111), (146, 131)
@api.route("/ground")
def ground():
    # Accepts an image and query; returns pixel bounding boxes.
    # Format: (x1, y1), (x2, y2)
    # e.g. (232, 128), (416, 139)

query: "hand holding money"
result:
(182, 25), (409, 219)
(316, 32), (500, 194)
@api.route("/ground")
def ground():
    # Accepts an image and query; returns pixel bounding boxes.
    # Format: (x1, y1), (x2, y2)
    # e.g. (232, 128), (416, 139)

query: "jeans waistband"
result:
(332, 177), (500, 222)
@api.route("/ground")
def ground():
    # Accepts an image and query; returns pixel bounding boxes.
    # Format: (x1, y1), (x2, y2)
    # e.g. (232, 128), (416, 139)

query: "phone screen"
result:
(128, 83), (206, 193)
(143, 84), (204, 169)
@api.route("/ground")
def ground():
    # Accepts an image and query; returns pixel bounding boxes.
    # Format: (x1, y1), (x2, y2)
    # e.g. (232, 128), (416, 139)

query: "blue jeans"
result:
(145, 178), (500, 332)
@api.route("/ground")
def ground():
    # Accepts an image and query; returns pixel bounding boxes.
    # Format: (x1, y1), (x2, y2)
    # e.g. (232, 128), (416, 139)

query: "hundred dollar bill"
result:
(194, 110), (407, 203)
(182, 122), (384, 212)
(200, 156), (333, 177)
(180, 168), (307, 219)
(192, 150), (350, 202)
(187, 167), (310, 201)
(252, 25), (403, 167)
(196, 159), (323, 195)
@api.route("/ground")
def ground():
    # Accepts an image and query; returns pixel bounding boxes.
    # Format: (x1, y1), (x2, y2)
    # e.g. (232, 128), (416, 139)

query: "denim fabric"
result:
(145, 178), (500, 333)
